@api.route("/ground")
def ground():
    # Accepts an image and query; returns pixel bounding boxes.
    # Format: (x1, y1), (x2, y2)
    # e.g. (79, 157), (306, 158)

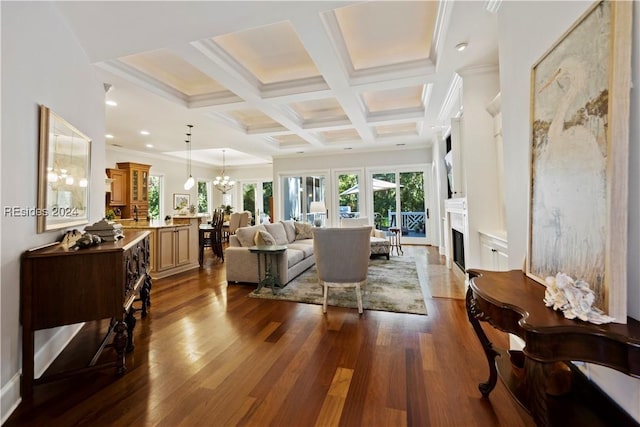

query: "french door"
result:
(370, 168), (429, 245)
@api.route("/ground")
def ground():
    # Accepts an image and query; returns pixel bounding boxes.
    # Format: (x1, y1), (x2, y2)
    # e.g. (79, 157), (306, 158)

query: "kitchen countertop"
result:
(116, 219), (195, 229)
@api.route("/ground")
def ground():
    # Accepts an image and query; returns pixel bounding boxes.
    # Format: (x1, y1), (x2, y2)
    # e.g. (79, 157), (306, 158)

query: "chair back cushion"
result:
(340, 217), (375, 236)
(238, 212), (250, 228)
(228, 212), (242, 233)
(312, 227), (371, 283)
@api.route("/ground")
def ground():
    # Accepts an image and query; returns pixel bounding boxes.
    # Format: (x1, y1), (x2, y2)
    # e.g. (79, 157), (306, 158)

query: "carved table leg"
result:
(465, 286), (500, 397)
(140, 275), (152, 317)
(125, 308), (136, 353)
(113, 321), (128, 375)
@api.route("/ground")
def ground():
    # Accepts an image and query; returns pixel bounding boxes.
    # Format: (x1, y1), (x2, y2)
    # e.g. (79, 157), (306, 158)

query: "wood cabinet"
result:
(117, 218), (199, 279)
(157, 225), (191, 272)
(20, 231), (151, 398)
(106, 168), (126, 206)
(116, 162), (151, 220)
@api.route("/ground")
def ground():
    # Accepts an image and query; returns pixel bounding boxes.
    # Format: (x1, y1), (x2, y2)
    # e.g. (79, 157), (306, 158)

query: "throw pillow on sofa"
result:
(263, 222), (289, 245)
(280, 220), (296, 243)
(294, 222), (313, 240)
(236, 224), (266, 247)
(254, 230), (277, 246)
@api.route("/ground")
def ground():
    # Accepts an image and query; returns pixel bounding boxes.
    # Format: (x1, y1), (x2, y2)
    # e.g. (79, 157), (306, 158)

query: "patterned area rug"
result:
(248, 256), (427, 315)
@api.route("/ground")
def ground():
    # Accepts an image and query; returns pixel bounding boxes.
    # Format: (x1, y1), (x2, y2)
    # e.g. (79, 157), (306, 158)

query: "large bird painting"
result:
(528, 1), (611, 310)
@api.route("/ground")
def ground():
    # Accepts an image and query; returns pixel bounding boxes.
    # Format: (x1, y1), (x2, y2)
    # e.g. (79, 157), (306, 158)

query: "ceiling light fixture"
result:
(183, 125), (195, 190)
(213, 149), (235, 194)
(105, 134), (114, 139)
(455, 42), (468, 52)
(105, 100), (118, 106)
(140, 130), (150, 136)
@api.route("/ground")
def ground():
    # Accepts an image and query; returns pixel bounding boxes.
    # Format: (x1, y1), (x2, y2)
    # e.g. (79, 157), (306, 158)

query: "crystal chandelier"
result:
(183, 125), (194, 190)
(213, 149), (235, 193)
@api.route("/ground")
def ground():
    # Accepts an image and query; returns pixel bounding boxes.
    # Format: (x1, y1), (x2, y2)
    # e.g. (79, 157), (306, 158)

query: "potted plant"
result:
(221, 204), (233, 221)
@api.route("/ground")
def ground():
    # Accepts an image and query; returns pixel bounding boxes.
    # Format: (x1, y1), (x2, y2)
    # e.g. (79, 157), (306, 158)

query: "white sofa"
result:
(225, 220), (315, 285)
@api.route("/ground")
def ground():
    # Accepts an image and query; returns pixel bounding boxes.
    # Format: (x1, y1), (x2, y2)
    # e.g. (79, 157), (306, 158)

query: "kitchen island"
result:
(117, 216), (200, 279)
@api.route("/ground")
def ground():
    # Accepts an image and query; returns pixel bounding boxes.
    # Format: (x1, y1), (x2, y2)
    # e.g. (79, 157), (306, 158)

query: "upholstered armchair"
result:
(340, 217), (390, 259)
(312, 227), (372, 314)
(228, 212), (242, 235)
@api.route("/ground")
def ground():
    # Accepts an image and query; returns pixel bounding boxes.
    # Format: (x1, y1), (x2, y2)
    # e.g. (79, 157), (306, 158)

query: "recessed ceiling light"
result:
(105, 134), (114, 139)
(145, 144), (154, 148)
(140, 130), (150, 136)
(455, 42), (468, 52)
(344, 147), (352, 150)
(105, 100), (118, 106)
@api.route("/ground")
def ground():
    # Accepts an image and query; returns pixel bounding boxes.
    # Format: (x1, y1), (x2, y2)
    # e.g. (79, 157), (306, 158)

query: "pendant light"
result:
(183, 124), (194, 190)
(213, 149), (235, 194)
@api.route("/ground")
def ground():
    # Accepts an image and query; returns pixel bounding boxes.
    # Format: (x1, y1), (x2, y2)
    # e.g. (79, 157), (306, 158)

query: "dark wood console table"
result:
(466, 269), (640, 427)
(21, 231), (152, 398)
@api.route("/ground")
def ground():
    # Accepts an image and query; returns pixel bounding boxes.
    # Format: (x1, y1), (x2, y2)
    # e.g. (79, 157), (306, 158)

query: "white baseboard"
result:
(1, 372), (21, 425)
(1, 323), (84, 423)
(34, 323), (84, 378)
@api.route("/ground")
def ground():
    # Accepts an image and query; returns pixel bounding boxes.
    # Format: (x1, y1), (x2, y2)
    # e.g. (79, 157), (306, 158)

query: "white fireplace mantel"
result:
(443, 197), (469, 273)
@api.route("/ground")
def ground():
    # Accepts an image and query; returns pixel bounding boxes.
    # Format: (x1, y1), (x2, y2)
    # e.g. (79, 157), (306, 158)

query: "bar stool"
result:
(388, 227), (403, 256)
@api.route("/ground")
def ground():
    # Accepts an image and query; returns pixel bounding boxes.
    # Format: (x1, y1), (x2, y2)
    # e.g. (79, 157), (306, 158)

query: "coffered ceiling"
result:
(55, 1), (499, 168)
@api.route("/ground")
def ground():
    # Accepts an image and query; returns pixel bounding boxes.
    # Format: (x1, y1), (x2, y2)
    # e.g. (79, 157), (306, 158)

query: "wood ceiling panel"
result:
(320, 128), (360, 143)
(362, 86), (424, 113)
(214, 21), (320, 84)
(227, 109), (280, 128)
(335, 2), (438, 70)
(119, 49), (225, 96)
(289, 98), (346, 122)
(272, 134), (310, 148)
(374, 123), (418, 137)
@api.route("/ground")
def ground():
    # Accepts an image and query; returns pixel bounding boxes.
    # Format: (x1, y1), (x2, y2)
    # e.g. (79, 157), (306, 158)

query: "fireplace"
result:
(444, 197), (467, 273)
(452, 228), (465, 271)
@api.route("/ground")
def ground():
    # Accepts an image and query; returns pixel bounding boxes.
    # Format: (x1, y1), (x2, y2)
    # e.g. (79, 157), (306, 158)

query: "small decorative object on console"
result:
(543, 272), (615, 324)
(85, 218), (124, 242)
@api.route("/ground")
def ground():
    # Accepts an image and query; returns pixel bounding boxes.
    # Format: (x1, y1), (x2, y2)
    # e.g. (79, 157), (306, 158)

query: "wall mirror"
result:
(37, 105), (91, 233)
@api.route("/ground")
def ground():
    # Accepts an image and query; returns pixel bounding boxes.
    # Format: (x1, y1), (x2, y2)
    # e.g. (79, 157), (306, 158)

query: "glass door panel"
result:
(282, 176), (303, 221)
(282, 175), (326, 223)
(372, 172), (396, 231)
(262, 181), (273, 223)
(337, 173), (360, 219)
(400, 171), (426, 238)
(242, 183), (256, 217)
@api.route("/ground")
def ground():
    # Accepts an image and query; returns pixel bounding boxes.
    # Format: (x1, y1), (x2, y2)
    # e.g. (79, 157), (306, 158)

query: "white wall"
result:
(459, 68), (501, 269)
(431, 135), (448, 252)
(1, 2), (105, 421)
(497, 0), (639, 420)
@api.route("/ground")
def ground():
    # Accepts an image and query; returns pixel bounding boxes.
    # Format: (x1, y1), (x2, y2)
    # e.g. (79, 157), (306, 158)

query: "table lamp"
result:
(310, 201), (326, 227)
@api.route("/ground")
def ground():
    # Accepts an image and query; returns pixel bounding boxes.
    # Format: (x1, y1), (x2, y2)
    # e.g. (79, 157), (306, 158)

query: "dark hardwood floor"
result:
(6, 246), (534, 427)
